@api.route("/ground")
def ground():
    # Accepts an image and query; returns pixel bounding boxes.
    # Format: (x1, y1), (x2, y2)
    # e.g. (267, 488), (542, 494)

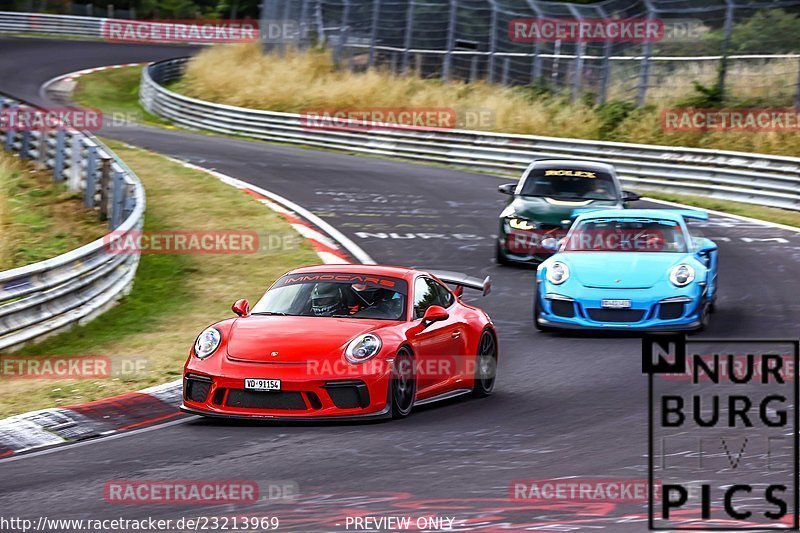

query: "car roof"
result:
(528, 159), (616, 174)
(575, 209), (687, 223)
(287, 264), (417, 279)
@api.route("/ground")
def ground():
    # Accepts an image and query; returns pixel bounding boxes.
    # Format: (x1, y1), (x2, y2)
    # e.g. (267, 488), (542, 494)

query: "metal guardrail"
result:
(142, 57), (800, 211)
(0, 11), (103, 38)
(0, 94), (145, 351)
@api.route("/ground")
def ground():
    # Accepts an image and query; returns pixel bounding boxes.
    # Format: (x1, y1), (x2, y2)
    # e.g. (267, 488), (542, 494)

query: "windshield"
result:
(251, 273), (408, 320)
(520, 168), (618, 201)
(564, 218), (688, 253)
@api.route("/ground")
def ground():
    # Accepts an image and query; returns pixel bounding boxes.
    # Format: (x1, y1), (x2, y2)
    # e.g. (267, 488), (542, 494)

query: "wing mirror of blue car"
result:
(498, 183), (516, 195)
(541, 237), (561, 252)
(696, 240), (718, 256)
(622, 190), (641, 203)
(422, 305), (449, 326)
(232, 298), (250, 317)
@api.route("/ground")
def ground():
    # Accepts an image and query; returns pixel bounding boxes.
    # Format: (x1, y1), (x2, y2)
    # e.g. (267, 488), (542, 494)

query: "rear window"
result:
(520, 168), (619, 201)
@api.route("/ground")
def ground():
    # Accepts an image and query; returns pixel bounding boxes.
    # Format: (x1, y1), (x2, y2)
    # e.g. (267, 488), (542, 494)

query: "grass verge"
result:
(0, 140), (319, 417)
(0, 154), (106, 270)
(639, 190), (800, 229)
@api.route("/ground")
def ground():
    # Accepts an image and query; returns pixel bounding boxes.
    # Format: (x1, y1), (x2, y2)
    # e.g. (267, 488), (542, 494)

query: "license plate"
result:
(244, 379), (281, 391)
(602, 299), (632, 309)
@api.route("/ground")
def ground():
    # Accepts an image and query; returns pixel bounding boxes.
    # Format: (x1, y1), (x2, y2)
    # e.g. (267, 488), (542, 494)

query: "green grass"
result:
(71, 66), (170, 128)
(0, 155), (107, 270)
(0, 140), (319, 417)
(640, 190), (800, 228)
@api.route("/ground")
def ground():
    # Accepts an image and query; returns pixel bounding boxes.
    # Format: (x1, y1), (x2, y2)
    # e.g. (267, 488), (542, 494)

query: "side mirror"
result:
(622, 190), (641, 202)
(422, 305), (449, 326)
(232, 298), (250, 317)
(696, 240), (718, 256)
(498, 183), (516, 195)
(540, 237), (561, 252)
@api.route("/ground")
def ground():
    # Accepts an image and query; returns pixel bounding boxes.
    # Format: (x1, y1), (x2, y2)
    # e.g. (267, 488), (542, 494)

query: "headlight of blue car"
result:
(670, 264), (695, 287)
(547, 262), (570, 285)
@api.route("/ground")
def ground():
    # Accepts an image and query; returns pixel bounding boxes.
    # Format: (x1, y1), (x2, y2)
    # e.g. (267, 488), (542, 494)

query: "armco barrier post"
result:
(111, 167), (124, 229)
(84, 144), (98, 208)
(99, 155), (111, 222)
(54, 129), (65, 181)
(19, 129), (31, 158)
(68, 132), (82, 192)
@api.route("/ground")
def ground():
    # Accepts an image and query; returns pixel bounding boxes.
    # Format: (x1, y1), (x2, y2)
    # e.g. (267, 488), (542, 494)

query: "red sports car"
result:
(181, 265), (497, 420)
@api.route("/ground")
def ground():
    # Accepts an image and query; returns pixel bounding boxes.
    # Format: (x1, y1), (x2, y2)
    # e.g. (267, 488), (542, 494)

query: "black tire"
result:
(390, 347), (416, 419)
(472, 330), (497, 398)
(495, 242), (511, 266)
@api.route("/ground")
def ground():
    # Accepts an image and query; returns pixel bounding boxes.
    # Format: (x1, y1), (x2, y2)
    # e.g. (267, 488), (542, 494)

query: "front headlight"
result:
(345, 334), (382, 364)
(194, 327), (221, 359)
(508, 217), (536, 231)
(546, 261), (570, 285)
(670, 264), (696, 287)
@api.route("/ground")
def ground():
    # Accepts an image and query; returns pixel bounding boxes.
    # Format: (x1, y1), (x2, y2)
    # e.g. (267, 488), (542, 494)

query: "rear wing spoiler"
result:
(666, 209), (709, 221)
(427, 270), (492, 297)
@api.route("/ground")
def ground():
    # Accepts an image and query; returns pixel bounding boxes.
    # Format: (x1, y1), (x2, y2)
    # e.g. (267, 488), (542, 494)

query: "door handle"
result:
(451, 331), (462, 339)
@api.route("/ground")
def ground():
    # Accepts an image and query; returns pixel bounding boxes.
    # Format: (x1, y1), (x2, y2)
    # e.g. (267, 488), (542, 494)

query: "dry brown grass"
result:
(176, 44), (800, 158)
(178, 43), (602, 139)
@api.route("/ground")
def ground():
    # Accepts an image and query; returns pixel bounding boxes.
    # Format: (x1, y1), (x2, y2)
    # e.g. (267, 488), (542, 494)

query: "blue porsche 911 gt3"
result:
(534, 209), (718, 332)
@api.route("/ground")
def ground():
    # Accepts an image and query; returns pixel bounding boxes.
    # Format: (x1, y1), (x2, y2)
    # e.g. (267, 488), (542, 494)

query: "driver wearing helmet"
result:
(310, 283), (347, 316)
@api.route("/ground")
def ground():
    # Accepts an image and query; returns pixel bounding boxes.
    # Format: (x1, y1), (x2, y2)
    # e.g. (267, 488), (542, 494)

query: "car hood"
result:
(565, 253), (688, 289)
(226, 316), (391, 363)
(505, 197), (620, 225)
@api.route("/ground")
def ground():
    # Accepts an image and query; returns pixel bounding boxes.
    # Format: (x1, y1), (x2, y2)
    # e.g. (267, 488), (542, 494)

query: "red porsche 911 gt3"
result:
(181, 265), (497, 420)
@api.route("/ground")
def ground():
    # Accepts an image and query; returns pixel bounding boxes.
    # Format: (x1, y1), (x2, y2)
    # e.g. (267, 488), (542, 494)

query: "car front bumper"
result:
(182, 354), (393, 419)
(536, 282), (708, 332)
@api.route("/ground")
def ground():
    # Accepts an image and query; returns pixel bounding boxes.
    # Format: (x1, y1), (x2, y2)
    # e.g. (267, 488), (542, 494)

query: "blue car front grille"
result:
(586, 309), (646, 323)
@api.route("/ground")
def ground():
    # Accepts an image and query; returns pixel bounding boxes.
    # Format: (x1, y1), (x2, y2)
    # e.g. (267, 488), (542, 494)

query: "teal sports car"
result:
(534, 209), (719, 332)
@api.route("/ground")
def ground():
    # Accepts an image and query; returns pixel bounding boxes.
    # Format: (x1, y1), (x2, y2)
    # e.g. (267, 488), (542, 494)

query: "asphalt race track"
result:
(2, 37), (800, 531)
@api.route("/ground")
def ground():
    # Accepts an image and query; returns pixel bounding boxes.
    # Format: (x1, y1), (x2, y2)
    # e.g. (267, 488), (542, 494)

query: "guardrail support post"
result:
(4, 105), (16, 152)
(501, 57), (510, 85)
(99, 156), (111, 222)
(111, 168), (124, 229)
(54, 129), (66, 181)
(68, 132), (82, 192)
(84, 145), (98, 208)
(20, 130), (31, 159)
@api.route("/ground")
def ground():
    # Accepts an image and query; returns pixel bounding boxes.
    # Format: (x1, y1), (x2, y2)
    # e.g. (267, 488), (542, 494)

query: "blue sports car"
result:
(534, 209), (718, 332)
